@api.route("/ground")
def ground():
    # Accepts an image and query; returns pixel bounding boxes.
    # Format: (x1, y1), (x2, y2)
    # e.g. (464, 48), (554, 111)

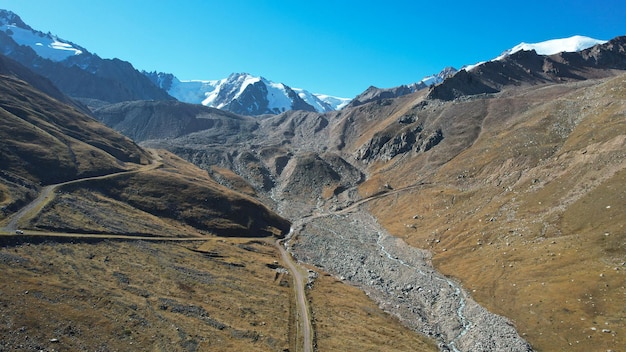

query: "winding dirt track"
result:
(3, 184), (55, 232)
(2, 151), (164, 232)
(1, 150), (315, 352)
(276, 237), (313, 352)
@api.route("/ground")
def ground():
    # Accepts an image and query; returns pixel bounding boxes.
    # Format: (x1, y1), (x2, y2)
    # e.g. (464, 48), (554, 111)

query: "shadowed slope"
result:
(93, 100), (259, 143)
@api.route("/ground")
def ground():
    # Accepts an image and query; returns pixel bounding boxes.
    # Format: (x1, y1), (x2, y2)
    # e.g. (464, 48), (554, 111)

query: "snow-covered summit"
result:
(154, 72), (350, 115)
(417, 66), (458, 87)
(494, 35), (607, 61)
(463, 35), (607, 71)
(304, 92), (351, 111)
(0, 10), (84, 62)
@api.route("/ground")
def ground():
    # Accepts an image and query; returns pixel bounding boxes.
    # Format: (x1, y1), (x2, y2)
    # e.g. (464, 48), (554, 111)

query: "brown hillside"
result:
(119, 72), (625, 351)
(129, 48), (625, 350)
(29, 150), (290, 237)
(0, 75), (150, 183)
(364, 75), (625, 351)
(0, 74), (150, 220)
(0, 70), (291, 239)
(0, 56), (440, 352)
(21, 35), (623, 351)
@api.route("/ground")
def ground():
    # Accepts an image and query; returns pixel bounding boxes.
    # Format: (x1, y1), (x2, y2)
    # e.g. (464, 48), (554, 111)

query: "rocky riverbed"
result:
(289, 211), (533, 352)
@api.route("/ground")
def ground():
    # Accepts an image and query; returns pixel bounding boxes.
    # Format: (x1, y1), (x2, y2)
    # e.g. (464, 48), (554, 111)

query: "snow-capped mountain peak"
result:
(495, 35), (607, 61)
(461, 35), (607, 72)
(0, 10), (84, 62)
(304, 92), (351, 111)
(194, 72), (300, 114)
(418, 66), (458, 87)
(152, 72), (350, 116)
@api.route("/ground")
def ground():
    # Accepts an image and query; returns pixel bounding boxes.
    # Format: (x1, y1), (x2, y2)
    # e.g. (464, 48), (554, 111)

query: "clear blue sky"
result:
(0, 0), (624, 98)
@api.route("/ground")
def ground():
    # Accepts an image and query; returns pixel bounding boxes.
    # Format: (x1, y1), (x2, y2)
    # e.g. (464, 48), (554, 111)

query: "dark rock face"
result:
(426, 69), (499, 101)
(567, 35), (626, 69)
(428, 36), (626, 101)
(143, 71), (175, 91)
(346, 67), (458, 109)
(355, 125), (445, 163)
(420, 128), (443, 152)
(356, 125), (423, 162)
(279, 152), (363, 196)
(225, 80), (272, 115)
(286, 85), (320, 112)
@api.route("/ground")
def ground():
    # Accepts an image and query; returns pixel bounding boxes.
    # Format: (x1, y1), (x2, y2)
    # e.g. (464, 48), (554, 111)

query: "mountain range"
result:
(145, 71), (352, 115)
(0, 7), (625, 352)
(0, 10), (173, 104)
(4, 9), (604, 117)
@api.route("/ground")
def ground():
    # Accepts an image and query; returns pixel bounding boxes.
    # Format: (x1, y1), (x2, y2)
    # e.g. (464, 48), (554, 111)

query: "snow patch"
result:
(295, 88), (328, 112)
(494, 35), (607, 61)
(312, 93), (351, 110)
(464, 35), (606, 72)
(266, 81), (293, 113)
(1, 23), (83, 61)
(168, 78), (220, 105)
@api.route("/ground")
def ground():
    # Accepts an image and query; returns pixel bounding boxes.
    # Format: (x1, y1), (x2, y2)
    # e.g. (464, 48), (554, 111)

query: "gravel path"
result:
(3, 185), (54, 232)
(2, 153), (163, 233)
(289, 211), (533, 352)
(276, 238), (314, 352)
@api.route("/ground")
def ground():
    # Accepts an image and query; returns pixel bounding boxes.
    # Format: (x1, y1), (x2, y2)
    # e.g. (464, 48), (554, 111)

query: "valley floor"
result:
(289, 209), (532, 351)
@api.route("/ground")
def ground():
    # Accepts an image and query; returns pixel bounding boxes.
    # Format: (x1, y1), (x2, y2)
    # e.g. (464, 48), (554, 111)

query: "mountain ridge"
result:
(0, 10), (173, 103)
(350, 36), (607, 107)
(92, 99), (259, 143)
(428, 35), (626, 101)
(145, 71), (351, 116)
(0, 8), (609, 117)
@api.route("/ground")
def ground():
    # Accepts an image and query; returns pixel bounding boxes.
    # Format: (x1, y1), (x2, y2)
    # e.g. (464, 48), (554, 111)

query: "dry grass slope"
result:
(24, 150), (290, 238)
(365, 76), (626, 351)
(310, 272), (438, 351)
(0, 238), (292, 351)
(0, 74), (150, 222)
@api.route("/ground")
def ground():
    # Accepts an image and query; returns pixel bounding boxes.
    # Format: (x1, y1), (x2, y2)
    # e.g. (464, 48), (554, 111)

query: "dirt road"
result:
(2, 150), (315, 352)
(276, 236), (313, 352)
(3, 185), (55, 232)
(2, 152), (162, 232)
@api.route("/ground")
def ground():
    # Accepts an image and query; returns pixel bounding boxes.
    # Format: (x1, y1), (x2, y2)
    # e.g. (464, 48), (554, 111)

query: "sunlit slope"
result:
(365, 75), (625, 351)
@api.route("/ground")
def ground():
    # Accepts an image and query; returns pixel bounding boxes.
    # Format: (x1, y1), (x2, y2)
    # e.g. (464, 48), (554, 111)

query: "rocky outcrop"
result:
(427, 69), (499, 101)
(354, 125), (444, 162)
(347, 67), (459, 108)
(273, 152), (364, 217)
